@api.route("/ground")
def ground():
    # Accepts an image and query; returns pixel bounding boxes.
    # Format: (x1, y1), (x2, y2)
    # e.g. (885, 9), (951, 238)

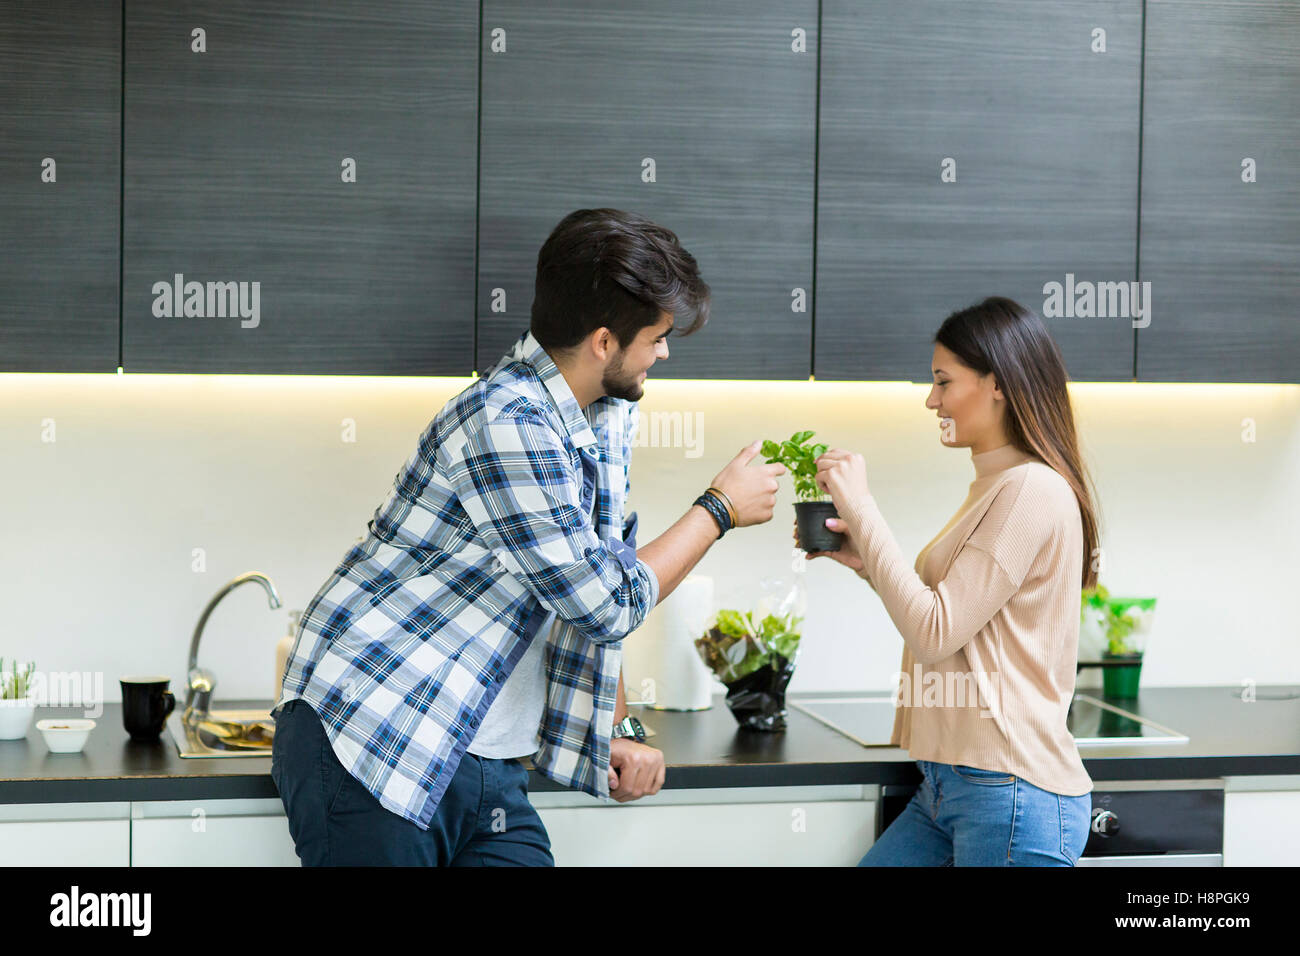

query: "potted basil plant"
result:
(762, 431), (844, 553)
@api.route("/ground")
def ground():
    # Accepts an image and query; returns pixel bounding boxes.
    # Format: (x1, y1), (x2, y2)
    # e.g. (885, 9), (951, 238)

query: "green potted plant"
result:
(0, 658), (37, 740)
(1081, 585), (1156, 699)
(762, 430), (843, 553)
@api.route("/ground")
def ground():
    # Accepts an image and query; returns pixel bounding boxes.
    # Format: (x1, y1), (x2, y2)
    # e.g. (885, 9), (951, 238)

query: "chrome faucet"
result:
(185, 572), (283, 720)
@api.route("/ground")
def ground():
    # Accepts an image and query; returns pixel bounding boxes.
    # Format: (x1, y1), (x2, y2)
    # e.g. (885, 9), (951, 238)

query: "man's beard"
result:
(601, 348), (644, 401)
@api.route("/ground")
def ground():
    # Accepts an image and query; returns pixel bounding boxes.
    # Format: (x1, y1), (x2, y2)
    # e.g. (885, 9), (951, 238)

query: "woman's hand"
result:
(793, 516), (864, 572)
(799, 448), (872, 572)
(814, 448), (871, 507)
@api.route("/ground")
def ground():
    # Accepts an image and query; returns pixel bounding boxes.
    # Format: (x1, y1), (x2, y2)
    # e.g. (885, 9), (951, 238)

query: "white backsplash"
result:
(2, 372), (1296, 703)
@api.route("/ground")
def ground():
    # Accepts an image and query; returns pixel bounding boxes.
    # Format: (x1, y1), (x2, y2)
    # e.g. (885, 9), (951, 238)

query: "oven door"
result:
(877, 779), (1225, 865)
(1079, 782), (1224, 866)
(1077, 852), (1223, 866)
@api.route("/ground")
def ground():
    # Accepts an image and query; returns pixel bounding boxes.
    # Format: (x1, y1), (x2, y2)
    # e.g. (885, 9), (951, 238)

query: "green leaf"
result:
(790, 430), (815, 446)
(769, 631), (801, 661)
(761, 439), (781, 459)
(794, 476), (822, 500)
(713, 608), (754, 639)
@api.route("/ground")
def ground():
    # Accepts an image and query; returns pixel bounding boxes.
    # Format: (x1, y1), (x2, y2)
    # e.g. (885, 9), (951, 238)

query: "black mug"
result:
(121, 676), (175, 742)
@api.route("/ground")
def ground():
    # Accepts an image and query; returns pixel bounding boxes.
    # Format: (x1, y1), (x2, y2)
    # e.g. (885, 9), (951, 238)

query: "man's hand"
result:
(710, 440), (785, 528)
(608, 737), (665, 802)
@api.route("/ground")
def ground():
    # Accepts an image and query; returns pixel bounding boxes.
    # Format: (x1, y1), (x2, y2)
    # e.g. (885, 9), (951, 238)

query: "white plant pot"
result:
(0, 697), (36, 740)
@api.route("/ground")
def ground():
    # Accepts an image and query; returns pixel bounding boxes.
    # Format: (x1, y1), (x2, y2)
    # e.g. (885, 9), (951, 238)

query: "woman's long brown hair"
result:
(934, 297), (1100, 589)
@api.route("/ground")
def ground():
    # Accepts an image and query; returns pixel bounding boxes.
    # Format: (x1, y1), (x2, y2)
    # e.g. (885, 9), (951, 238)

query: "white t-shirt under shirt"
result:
(465, 612), (555, 759)
(468, 445), (605, 761)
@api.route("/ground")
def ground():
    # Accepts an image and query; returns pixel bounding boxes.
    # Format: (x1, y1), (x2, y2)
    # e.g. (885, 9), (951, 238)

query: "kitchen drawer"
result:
(1224, 789), (1300, 866)
(129, 798), (299, 867)
(533, 785), (876, 865)
(0, 802), (130, 866)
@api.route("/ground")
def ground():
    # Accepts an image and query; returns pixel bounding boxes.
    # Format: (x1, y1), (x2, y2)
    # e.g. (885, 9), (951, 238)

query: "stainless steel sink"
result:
(167, 707), (275, 758)
(170, 570), (284, 758)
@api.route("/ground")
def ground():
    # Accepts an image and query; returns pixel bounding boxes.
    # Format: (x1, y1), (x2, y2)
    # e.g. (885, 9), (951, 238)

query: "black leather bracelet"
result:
(697, 496), (727, 538)
(706, 488), (735, 531)
(693, 490), (732, 538)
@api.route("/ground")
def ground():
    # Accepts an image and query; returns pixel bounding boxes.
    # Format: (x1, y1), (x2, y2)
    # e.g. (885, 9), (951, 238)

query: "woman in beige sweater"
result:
(805, 297), (1099, 866)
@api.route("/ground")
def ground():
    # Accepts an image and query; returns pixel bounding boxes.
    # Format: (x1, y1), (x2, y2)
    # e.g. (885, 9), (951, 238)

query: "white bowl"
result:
(0, 698), (36, 740)
(36, 718), (96, 753)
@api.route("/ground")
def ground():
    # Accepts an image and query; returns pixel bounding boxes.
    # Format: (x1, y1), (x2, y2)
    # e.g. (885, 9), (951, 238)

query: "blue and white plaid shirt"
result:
(274, 329), (660, 830)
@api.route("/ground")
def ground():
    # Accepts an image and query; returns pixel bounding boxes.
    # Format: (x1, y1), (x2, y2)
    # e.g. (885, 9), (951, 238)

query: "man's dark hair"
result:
(530, 208), (710, 353)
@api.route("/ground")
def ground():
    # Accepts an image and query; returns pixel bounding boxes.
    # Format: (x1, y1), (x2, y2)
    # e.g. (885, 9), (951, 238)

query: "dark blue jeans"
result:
(270, 698), (554, 866)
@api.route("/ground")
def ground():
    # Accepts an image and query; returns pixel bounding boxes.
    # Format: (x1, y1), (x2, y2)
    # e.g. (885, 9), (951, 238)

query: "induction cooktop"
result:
(789, 693), (1188, 748)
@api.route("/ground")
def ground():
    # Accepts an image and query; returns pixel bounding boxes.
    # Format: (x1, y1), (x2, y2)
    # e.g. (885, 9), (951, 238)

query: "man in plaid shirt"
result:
(271, 208), (784, 865)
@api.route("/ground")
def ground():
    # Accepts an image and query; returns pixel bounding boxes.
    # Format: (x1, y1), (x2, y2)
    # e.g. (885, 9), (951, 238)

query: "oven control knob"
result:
(1091, 808), (1120, 837)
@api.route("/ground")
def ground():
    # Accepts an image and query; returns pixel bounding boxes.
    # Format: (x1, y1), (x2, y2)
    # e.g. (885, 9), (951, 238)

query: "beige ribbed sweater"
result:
(840, 442), (1092, 797)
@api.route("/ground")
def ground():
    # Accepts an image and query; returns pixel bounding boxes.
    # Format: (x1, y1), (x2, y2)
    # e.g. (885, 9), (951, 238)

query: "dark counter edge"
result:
(4, 754), (1300, 806)
(6, 685), (1300, 805)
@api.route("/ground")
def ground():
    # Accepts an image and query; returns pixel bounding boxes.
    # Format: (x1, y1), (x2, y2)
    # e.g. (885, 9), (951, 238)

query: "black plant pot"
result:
(795, 500), (844, 552)
(722, 654), (797, 731)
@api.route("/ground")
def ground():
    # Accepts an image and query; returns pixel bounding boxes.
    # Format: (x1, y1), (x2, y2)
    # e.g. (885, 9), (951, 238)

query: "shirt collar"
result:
(510, 330), (597, 448)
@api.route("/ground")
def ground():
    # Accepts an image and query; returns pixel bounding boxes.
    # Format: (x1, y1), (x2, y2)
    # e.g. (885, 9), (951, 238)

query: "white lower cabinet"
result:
(532, 785), (877, 866)
(0, 788), (874, 866)
(0, 803), (130, 866)
(130, 799), (300, 866)
(7, 776), (1293, 866)
(1223, 778), (1300, 866)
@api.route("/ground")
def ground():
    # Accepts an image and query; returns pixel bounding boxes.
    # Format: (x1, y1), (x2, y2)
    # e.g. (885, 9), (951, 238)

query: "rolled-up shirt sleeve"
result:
(450, 408), (659, 643)
(610, 401), (641, 573)
(607, 511), (639, 572)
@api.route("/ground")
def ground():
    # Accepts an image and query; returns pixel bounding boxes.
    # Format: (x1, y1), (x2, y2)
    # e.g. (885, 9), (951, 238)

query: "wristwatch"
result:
(611, 715), (646, 744)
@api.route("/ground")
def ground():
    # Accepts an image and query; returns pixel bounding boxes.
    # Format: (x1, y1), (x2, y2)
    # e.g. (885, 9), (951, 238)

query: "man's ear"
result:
(589, 327), (615, 361)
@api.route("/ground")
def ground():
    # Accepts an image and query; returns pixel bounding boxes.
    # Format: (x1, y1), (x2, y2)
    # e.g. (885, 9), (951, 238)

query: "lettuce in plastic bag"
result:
(694, 603), (803, 683)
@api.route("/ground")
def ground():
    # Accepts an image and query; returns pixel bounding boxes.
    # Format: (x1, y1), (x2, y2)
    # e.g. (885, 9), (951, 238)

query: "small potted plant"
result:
(1082, 585), (1156, 699)
(762, 430), (843, 553)
(0, 658), (37, 741)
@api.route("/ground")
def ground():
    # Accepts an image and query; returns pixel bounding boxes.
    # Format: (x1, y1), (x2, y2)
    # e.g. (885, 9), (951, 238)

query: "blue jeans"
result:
(270, 698), (553, 866)
(861, 760), (1092, 866)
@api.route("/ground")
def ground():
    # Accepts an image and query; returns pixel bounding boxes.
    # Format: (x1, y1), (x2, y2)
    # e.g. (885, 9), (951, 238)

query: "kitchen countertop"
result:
(1, 686), (1298, 805)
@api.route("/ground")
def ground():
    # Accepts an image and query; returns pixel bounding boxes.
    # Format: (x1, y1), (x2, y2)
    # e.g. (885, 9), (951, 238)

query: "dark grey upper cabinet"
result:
(816, 0), (1142, 382)
(0, 2), (121, 372)
(476, 1), (817, 379)
(122, 1), (477, 375)
(1138, 0), (1300, 382)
